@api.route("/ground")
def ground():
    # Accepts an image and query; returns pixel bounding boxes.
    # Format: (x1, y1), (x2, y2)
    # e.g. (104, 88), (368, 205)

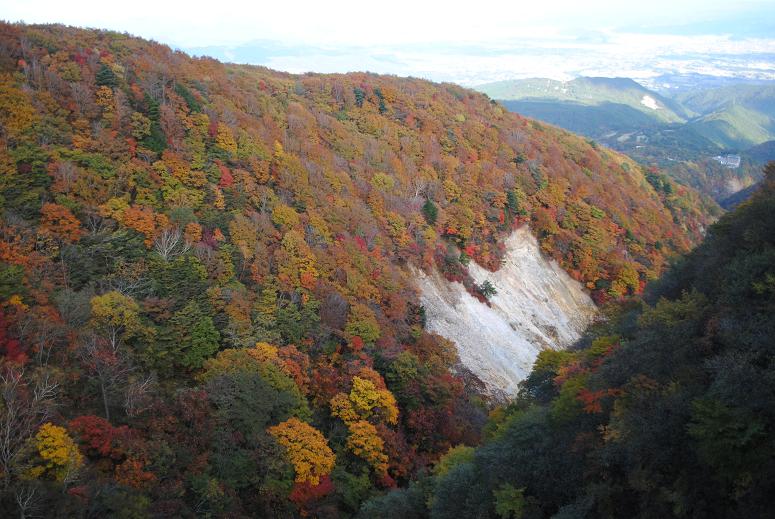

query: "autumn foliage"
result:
(0, 22), (715, 516)
(26, 423), (83, 482)
(268, 417), (336, 485)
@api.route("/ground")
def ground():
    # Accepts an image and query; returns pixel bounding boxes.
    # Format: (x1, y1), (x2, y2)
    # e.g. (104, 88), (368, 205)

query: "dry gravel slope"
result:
(414, 226), (597, 397)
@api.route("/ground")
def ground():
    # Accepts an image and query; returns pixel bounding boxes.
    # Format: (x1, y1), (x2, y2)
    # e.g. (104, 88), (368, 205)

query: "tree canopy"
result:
(0, 22), (724, 517)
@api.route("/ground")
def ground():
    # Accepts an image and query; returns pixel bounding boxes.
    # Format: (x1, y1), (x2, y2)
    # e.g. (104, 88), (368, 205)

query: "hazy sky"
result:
(3, 0), (775, 84)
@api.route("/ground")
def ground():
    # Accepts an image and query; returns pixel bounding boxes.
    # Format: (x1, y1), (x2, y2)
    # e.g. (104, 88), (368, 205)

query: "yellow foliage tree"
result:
(94, 85), (114, 122)
(130, 112), (151, 139)
(26, 423), (83, 483)
(276, 230), (319, 291)
(247, 341), (280, 363)
(371, 172), (395, 192)
(306, 211), (332, 244)
(349, 376), (399, 425)
(345, 420), (388, 475)
(98, 196), (130, 220)
(162, 151), (207, 188)
(0, 74), (39, 141)
(443, 179), (462, 202)
(330, 393), (360, 423)
(183, 113), (209, 169)
(271, 203), (301, 230)
(329, 376), (398, 426)
(386, 211), (410, 248)
(90, 291), (143, 340)
(228, 214), (259, 261)
(268, 417), (335, 485)
(215, 123), (238, 155)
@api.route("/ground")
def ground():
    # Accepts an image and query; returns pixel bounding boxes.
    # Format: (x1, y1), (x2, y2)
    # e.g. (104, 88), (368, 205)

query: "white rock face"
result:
(640, 95), (660, 110)
(413, 226), (596, 398)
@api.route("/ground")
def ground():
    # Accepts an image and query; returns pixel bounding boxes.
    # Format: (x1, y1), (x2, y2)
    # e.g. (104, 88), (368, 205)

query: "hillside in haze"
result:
(0, 23), (718, 516)
(480, 77), (688, 126)
(480, 77), (775, 151)
(479, 77), (775, 202)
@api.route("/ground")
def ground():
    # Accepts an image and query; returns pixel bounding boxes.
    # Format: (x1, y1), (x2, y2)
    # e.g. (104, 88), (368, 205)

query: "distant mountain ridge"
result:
(478, 76), (775, 202)
(479, 77), (775, 151)
(480, 77), (688, 124)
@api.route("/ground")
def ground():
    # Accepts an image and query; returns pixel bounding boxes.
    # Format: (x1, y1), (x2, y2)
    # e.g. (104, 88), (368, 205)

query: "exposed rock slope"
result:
(415, 226), (596, 397)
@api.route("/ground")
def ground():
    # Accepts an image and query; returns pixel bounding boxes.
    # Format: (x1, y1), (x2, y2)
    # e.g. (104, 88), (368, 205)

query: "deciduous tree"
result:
(268, 417), (335, 485)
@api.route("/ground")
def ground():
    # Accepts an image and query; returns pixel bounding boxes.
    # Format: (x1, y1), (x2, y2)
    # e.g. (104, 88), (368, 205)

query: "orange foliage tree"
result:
(267, 417), (335, 485)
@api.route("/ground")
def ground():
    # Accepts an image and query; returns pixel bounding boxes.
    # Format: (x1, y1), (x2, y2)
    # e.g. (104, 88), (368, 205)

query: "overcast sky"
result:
(3, 0), (774, 84)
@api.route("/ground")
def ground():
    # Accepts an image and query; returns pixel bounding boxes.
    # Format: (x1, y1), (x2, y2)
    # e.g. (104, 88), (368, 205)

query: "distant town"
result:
(713, 154), (742, 168)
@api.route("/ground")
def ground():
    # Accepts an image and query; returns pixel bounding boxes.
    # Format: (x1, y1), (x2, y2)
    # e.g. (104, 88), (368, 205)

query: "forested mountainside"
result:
(0, 23), (713, 516)
(364, 163), (775, 519)
(674, 84), (775, 149)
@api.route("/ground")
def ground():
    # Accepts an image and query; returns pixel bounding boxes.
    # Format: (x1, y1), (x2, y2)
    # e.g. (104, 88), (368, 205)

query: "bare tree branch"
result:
(0, 366), (58, 491)
(153, 227), (191, 261)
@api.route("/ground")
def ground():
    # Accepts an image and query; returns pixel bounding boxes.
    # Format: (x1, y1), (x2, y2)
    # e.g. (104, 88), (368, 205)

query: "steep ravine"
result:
(414, 226), (597, 398)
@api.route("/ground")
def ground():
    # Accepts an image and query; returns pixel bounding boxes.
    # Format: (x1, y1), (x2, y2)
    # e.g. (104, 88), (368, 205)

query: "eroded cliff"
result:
(415, 226), (597, 397)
